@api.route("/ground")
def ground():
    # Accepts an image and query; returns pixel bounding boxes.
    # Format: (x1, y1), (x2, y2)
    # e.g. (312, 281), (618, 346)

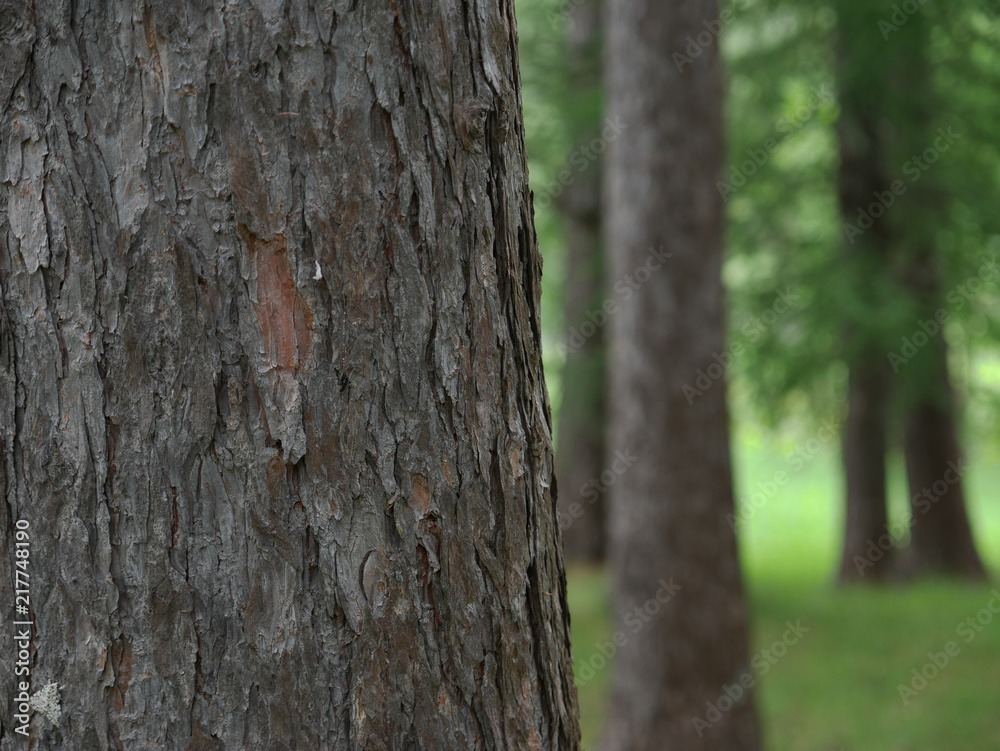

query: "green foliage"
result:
(515, 0), (999, 446)
(721, 1), (847, 429)
(518, 0), (605, 435)
(719, 0), (1000, 448)
(517, 0), (573, 418)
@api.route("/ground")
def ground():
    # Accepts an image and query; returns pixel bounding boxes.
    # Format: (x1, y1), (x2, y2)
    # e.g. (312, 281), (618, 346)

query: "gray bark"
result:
(0, 1), (581, 748)
(601, 0), (761, 749)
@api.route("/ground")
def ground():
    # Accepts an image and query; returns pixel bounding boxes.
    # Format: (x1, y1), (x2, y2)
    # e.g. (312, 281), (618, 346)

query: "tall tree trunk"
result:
(839, 361), (892, 581)
(601, 1), (761, 749)
(555, 0), (606, 562)
(834, 2), (985, 581)
(833, 5), (894, 582)
(887, 10), (987, 580)
(0, 2), (581, 748)
(898, 258), (985, 578)
(902, 351), (986, 578)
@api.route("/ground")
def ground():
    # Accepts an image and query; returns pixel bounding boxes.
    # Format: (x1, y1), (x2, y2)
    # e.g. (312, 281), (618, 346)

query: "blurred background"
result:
(514, 0), (1000, 748)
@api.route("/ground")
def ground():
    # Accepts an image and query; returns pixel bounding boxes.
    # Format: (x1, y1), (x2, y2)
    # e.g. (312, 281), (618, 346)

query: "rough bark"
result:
(554, 0), (605, 562)
(0, 1), (581, 748)
(601, 1), (761, 749)
(833, 6), (893, 582)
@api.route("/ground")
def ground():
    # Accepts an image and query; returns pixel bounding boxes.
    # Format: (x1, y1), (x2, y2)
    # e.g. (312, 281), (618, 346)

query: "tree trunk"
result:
(0, 2), (581, 748)
(554, 206), (605, 562)
(839, 361), (892, 581)
(886, 9), (987, 580)
(555, 0), (606, 562)
(833, 6), (894, 583)
(899, 260), (985, 579)
(902, 356), (986, 579)
(834, 2), (985, 582)
(601, 1), (761, 749)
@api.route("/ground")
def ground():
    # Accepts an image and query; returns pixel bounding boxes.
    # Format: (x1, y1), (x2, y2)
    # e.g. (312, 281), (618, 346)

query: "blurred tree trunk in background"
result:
(555, 0), (607, 562)
(890, 13), (987, 580)
(0, 1), (581, 747)
(601, 0), (761, 748)
(834, 4), (894, 582)
(840, 363), (892, 581)
(834, 1), (985, 581)
(903, 368), (986, 578)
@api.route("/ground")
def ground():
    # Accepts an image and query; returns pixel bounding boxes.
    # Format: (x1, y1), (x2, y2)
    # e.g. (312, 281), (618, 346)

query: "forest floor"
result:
(568, 436), (1000, 750)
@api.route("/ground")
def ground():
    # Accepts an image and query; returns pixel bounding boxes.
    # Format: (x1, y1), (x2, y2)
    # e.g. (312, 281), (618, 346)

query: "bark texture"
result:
(602, 0), (760, 749)
(0, 1), (581, 748)
(554, 0), (605, 562)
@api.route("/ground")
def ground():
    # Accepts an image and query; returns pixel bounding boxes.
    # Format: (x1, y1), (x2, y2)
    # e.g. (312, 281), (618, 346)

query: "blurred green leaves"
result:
(515, 0), (999, 450)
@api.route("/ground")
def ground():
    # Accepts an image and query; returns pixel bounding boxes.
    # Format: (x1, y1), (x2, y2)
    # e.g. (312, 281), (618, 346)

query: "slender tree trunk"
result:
(887, 10), (987, 580)
(902, 354), (986, 578)
(554, 209), (605, 562)
(601, 1), (760, 749)
(899, 258), (985, 578)
(839, 361), (892, 581)
(0, 2), (581, 748)
(555, 0), (606, 562)
(833, 6), (894, 582)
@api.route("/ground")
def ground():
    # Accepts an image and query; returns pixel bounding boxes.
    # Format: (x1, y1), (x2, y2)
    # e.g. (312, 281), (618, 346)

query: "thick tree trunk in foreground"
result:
(601, 1), (760, 749)
(0, 2), (580, 748)
(555, 0), (606, 562)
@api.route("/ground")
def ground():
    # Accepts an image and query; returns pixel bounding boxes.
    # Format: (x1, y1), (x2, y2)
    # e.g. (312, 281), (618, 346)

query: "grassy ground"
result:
(568, 433), (1000, 750)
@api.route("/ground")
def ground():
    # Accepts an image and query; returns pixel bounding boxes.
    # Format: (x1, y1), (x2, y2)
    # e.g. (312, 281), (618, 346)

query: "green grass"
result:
(568, 435), (1000, 750)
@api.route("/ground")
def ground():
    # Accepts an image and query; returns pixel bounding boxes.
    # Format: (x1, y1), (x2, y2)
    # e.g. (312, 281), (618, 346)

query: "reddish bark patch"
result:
(411, 474), (431, 515)
(110, 637), (132, 710)
(240, 229), (313, 372)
